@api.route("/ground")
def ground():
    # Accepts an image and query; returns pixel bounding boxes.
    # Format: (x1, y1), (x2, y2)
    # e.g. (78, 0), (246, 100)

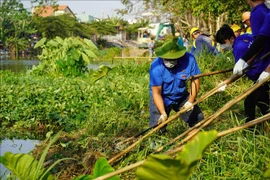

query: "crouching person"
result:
(149, 38), (204, 133)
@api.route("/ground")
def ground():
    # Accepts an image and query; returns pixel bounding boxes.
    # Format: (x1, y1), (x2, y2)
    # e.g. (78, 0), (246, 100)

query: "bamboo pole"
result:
(94, 112), (270, 180)
(115, 69), (233, 147)
(108, 74), (242, 164)
(166, 76), (270, 154)
(167, 113), (270, 156)
(190, 68), (232, 79)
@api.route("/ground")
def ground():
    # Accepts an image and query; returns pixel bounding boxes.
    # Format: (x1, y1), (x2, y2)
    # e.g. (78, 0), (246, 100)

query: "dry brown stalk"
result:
(190, 68), (232, 79)
(108, 74), (242, 164)
(115, 69), (234, 147)
(166, 76), (270, 153)
(94, 112), (270, 180)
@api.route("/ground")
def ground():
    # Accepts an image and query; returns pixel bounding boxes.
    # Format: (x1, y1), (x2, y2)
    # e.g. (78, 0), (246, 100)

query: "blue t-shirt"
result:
(256, 11), (270, 79)
(260, 12), (270, 36)
(233, 34), (256, 80)
(194, 34), (219, 55)
(149, 52), (201, 106)
(251, 3), (269, 37)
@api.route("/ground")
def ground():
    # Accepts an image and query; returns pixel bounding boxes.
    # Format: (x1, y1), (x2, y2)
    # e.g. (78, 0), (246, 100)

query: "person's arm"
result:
(241, 35), (268, 64)
(233, 35), (268, 75)
(152, 86), (166, 116)
(188, 78), (200, 103)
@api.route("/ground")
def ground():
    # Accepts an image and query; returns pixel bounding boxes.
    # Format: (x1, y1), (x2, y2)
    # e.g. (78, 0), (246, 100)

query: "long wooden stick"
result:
(166, 76), (270, 154)
(115, 69), (234, 147)
(108, 74), (242, 164)
(94, 112), (270, 180)
(167, 112), (270, 156)
(190, 68), (232, 79)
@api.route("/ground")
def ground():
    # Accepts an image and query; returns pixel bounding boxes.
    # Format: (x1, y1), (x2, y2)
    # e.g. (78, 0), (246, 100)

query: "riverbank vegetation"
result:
(1, 51), (270, 179)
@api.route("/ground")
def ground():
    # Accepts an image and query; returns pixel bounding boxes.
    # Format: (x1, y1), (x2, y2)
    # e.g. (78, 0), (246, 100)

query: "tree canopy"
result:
(120, 0), (251, 34)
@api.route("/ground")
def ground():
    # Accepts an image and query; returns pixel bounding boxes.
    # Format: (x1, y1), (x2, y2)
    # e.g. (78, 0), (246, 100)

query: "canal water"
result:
(0, 139), (40, 179)
(0, 57), (114, 73)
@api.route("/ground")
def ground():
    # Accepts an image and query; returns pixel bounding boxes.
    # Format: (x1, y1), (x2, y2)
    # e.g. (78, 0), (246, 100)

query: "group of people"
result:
(149, 0), (270, 132)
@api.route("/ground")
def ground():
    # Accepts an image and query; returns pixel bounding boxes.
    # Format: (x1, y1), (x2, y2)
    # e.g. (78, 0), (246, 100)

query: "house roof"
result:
(34, 5), (75, 17)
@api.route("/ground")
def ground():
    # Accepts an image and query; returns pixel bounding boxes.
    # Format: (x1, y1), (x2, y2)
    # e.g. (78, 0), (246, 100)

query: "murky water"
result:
(0, 139), (39, 179)
(0, 58), (114, 73)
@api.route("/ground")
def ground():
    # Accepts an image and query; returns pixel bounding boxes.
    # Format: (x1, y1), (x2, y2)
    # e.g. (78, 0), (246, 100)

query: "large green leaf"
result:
(136, 154), (189, 180)
(0, 152), (54, 180)
(83, 38), (98, 50)
(72, 38), (83, 46)
(82, 52), (90, 64)
(47, 39), (59, 47)
(176, 130), (218, 164)
(91, 66), (111, 83)
(265, 164), (270, 177)
(136, 131), (218, 180)
(69, 49), (80, 61)
(83, 49), (97, 58)
(55, 36), (64, 45)
(73, 157), (119, 180)
(92, 157), (119, 180)
(34, 37), (46, 49)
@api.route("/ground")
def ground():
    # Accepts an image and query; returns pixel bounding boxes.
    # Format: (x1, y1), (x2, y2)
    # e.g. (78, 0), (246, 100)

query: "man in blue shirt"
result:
(247, 0), (269, 37)
(149, 38), (204, 132)
(233, 2), (270, 124)
(190, 27), (219, 56)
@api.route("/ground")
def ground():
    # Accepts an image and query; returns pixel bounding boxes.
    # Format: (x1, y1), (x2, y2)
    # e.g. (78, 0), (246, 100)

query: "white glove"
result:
(233, 59), (249, 75)
(257, 71), (270, 83)
(183, 101), (193, 111)
(217, 84), (227, 92)
(158, 114), (167, 124)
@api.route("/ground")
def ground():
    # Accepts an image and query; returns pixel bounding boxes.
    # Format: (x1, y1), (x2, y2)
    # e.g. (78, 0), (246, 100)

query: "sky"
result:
(22, 0), (136, 19)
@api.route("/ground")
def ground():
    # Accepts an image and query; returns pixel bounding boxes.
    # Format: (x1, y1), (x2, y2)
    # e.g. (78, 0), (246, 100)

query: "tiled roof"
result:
(34, 5), (72, 17)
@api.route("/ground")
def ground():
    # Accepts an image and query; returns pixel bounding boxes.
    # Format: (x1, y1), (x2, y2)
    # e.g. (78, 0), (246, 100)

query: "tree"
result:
(0, 0), (36, 57)
(32, 14), (92, 40)
(119, 0), (250, 35)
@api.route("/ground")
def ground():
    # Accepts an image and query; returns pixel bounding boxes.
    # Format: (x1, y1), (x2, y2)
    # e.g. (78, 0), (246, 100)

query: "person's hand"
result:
(233, 59), (249, 75)
(217, 84), (227, 92)
(158, 114), (167, 124)
(183, 101), (193, 111)
(257, 71), (270, 83)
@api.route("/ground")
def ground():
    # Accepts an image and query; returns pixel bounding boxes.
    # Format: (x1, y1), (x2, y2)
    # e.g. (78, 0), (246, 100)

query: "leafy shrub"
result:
(31, 36), (98, 77)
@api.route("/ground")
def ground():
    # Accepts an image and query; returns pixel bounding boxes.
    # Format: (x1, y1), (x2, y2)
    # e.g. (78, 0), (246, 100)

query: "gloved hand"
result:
(158, 114), (167, 124)
(217, 84), (227, 92)
(183, 101), (193, 111)
(257, 71), (270, 83)
(233, 59), (249, 75)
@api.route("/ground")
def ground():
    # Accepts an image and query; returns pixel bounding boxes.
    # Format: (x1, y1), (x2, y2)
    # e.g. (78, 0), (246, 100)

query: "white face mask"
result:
(163, 59), (178, 68)
(220, 43), (232, 51)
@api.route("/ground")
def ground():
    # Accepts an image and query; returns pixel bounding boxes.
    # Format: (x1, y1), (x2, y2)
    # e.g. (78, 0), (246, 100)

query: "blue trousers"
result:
(150, 95), (204, 130)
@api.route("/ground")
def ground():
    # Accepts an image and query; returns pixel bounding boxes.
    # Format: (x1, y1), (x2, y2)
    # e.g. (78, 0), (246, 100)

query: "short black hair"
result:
(215, 24), (235, 44)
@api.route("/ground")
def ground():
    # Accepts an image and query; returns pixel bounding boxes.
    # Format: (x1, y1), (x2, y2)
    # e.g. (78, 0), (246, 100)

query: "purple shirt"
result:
(233, 34), (258, 80)
(250, 3), (269, 37)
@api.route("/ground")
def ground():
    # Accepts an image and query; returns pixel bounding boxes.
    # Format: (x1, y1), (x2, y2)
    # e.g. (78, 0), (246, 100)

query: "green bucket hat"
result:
(155, 38), (186, 60)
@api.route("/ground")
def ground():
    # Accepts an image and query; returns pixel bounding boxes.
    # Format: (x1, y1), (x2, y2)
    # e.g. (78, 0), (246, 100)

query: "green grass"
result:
(0, 51), (269, 179)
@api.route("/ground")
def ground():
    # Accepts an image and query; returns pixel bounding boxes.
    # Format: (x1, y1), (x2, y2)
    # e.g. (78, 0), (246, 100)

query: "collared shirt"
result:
(256, 12), (270, 79)
(194, 34), (219, 55)
(149, 52), (201, 106)
(233, 34), (257, 80)
(250, 3), (269, 37)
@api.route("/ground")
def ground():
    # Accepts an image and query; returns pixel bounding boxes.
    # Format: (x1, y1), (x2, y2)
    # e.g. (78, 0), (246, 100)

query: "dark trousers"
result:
(244, 83), (269, 122)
